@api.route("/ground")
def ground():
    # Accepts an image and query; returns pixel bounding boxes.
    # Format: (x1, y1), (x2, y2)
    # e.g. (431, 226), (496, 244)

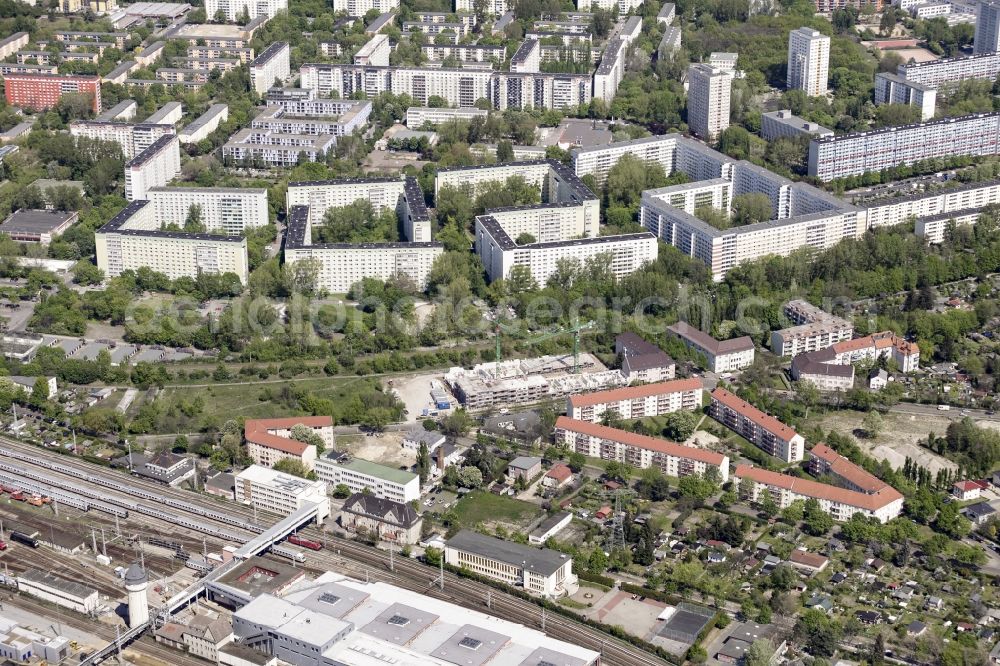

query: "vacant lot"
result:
(819, 410), (957, 474)
(339, 430), (415, 468)
(452, 491), (539, 529)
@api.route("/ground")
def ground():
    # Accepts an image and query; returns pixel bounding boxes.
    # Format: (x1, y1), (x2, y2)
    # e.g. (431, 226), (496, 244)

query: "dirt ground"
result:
(391, 372), (454, 423)
(883, 47), (939, 63)
(820, 411), (957, 474)
(338, 431), (416, 468)
(582, 589), (666, 638)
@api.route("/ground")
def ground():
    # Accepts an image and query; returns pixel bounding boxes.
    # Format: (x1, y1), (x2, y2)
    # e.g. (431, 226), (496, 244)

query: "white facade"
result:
(301, 63), (492, 107)
(575, 0), (641, 12)
(70, 121), (175, 160)
(787, 27), (829, 96)
(313, 455), (420, 503)
(556, 417), (730, 482)
(223, 128), (336, 166)
(975, 0), (1000, 53)
(735, 465), (904, 523)
(445, 530), (576, 598)
(251, 100), (371, 136)
(592, 38), (626, 103)
(687, 63), (733, 139)
(234, 464), (330, 523)
(873, 73), (937, 121)
(179, 104), (229, 143)
(249, 42), (290, 96)
(331, 0), (398, 13)
(205, 0), (286, 22)
(406, 106), (488, 126)
(490, 71), (592, 111)
(566, 378), (703, 422)
(710, 387), (803, 462)
(808, 112), (1000, 181)
(354, 33), (390, 66)
(286, 178), (407, 220)
(899, 51), (1000, 87)
(770, 299), (854, 357)
(147, 187), (269, 234)
(286, 242), (443, 293)
(0, 33), (28, 59)
(125, 135), (181, 201)
(865, 178), (1000, 229)
(95, 200), (250, 283)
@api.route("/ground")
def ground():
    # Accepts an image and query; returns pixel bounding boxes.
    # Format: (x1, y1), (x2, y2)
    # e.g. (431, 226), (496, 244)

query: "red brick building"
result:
(4, 73), (101, 113)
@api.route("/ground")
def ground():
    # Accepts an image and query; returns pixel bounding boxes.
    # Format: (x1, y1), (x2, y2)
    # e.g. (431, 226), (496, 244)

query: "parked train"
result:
(287, 534), (323, 551)
(9, 531), (38, 548)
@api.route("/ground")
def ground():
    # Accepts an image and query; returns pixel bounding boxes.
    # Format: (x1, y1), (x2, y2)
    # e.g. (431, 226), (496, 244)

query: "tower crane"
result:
(492, 316), (596, 376)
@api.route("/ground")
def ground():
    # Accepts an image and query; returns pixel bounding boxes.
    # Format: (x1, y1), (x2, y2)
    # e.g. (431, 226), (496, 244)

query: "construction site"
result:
(444, 353), (626, 411)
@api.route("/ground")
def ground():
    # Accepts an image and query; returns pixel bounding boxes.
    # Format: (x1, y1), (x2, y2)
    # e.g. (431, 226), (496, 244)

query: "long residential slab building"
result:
(770, 299), (853, 357)
(565, 378), (703, 422)
(736, 443), (904, 522)
(808, 112), (1000, 181)
(96, 200), (250, 283)
(555, 416), (730, 482)
(710, 387), (804, 462)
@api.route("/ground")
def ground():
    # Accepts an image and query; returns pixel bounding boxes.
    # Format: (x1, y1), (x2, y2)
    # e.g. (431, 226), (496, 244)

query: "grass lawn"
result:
(452, 491), (540, 528)
(154, 377), (372, 430)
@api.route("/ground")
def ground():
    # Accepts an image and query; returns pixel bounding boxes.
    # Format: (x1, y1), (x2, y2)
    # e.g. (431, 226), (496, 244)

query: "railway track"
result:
(0, 437), (670, 666)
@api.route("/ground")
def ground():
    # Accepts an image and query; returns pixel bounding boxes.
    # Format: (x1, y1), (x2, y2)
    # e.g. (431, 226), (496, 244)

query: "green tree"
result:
(417, 441), (431, 484)
(863, 410), (884, 439)
(568, 452), (586, 473)
(732, 193), (774, 225)
(663, 410), (698, 441)
(604, 460), (632, 482)
(273, 458), (313, 479)
(289, 423), (326, 454)
(458, 465), (484, 488)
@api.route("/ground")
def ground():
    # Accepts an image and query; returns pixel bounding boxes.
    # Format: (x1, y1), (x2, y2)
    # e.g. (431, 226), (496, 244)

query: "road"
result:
(0, 437), (670, 666)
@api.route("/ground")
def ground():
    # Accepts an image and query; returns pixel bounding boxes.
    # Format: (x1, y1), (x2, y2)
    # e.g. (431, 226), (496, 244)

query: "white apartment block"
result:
(642, 179), (732, 216)
(864, 178), (1000, 229)
(354, 33), (390, 66)
(332, 0), (398, 13)
(593, 38), (626, 103)
(95, 200), (250, 283)
(251, 99), (371, 136)
(314, 454), (420, 503)
(490, 71), (592, 110)
(285, 178), (444, 293)
(565, 378), (703, 422)
(575, 0), (642, 12)
(975, 0), (1000, 53)
(435, 158), (594, 201)
(475, 216), (657, 285)
(667, 321), (755, 373)
(789, 355), (855, 392)
(555, 416), (729, 482)
(761, 110), (834, 140)
(770, 299), (853, 357)
(914, 208), (982, 243)
(687, 63), (733, 139)
(0, 33), (29, 59)
(735, 464), (903, 522)
(828, 331), (920, 373)
(286, 177), (408, 221)
(125, 135), (181, 201)
(421, 43), (507, 63)
(901, 51), (1000, 87)
(301, 64), (492, 108)
(243, 416), (333, 472)
(70, 121), (175, 160)
(455, 0), (509, 13)
(510, 38), (541, 73)
(787, 27), (829, 96)
(205, 0), (286, 22)
(873, 73), (937, 121)
(572, 134), (730, 185)
(94, 99), (137, 122)
(658, 26), (682, 60)
(249, 42), (290, 96)
(222, 128), (336, 166)
(808, 112), (1000, 181)
(405, 106), (488, 126)
(657, 2), (675, 25)
(911, 2), (953, 18)
(187, 46), (256, 62)
(146, 186), (269, 234)
(178, 104), (229, 143)
(234, 464), (330, 523)
(710, 387), (804, 463)
(145, 102), (183, 126)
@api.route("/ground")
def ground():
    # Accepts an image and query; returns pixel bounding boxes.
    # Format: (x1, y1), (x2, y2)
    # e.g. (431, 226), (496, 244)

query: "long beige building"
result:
(95, 200), (249, 283)
(555, 416), (729, 482)
(565, 378), (703, 422)
(710, 387), (804, 463)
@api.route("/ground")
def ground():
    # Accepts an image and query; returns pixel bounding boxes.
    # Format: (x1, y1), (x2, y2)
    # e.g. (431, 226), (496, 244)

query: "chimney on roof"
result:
(437, 445), (445, 471)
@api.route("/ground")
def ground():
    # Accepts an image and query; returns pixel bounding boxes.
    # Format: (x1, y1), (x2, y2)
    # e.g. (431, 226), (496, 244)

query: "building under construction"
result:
(444, 353), (626, 411)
